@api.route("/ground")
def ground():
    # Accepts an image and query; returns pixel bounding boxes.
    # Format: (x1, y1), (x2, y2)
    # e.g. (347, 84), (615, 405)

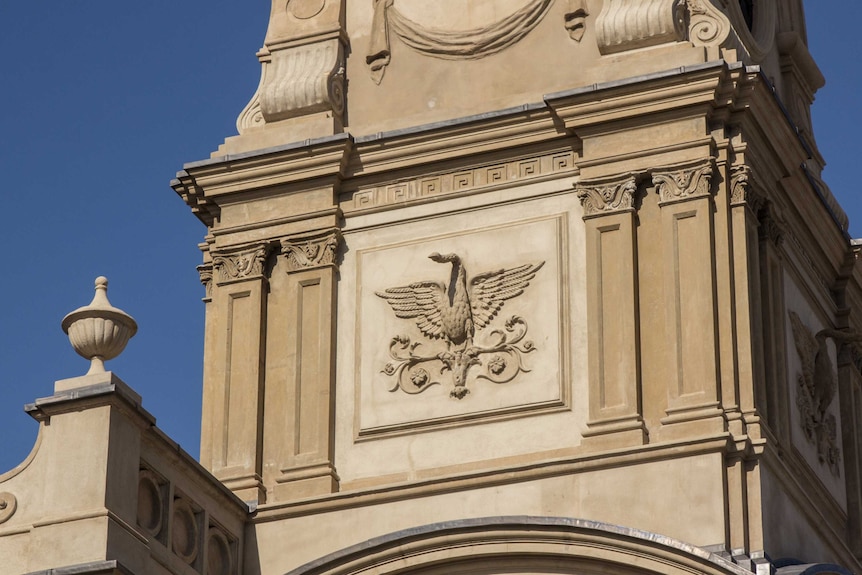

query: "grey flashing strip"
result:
(543, 59), (727, 102)
(24, 560), (132, 575)
(283, 516), (752, 575)
(353, 102), (548, 144)
(183, 132), (352, 170)
(24, 380), (146, 417)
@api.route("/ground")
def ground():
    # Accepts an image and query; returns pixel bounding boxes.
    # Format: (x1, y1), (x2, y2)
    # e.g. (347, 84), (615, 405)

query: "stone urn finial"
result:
(61, 276), (138, 375)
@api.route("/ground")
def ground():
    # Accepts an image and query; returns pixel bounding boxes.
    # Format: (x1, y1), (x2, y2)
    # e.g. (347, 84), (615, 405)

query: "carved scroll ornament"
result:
(197, 264), (214, 301)
(576, 175), (638, 217)
(212, 243), (272, 285)
(0, 492), (17, 525)
(653, 161), (713, 204)
(564, 0), (589, 42)
(729, 164), (765, 213)
(376, 252), (543, 399)
(595, 0), (686, 55)
(367, 0), (555, 84)
(281, 231), (341, 272)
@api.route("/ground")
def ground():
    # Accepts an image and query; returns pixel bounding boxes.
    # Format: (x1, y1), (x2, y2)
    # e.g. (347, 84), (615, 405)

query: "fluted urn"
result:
(61, 276), (138, 375)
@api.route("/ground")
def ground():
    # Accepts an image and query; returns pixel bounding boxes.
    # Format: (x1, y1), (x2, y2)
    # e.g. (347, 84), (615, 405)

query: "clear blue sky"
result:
(0, 3), (858, 473)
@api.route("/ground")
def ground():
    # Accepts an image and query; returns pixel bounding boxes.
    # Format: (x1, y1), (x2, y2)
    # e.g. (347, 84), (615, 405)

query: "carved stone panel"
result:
(784, 274), (848, 510)
(355, 214), (569, 436)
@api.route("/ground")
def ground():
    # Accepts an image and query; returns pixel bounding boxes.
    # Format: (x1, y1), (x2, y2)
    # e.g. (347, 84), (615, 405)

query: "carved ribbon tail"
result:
(367, 0), (394, 85)
(565, 0), (588, 42)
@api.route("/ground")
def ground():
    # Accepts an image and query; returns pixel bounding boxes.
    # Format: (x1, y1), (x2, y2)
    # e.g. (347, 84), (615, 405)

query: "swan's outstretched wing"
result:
(376, 281), (446, 339)
(469, 261), (544, 329)
(789, 310), (817, 387)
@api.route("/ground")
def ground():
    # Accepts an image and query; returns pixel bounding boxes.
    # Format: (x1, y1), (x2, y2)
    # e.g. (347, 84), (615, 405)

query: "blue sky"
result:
(0, 3), (859, 473)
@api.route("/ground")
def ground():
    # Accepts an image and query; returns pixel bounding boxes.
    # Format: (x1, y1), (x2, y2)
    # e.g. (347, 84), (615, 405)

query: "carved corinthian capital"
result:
(653, 161), (714, 204)
(281, 230), (341, 273)
(576, 175), (638, 218)
(595, 0), (685, 54)
(212, 243), (272, 285)
(197, 264), (214, 301)
(730, 165), (765, 213)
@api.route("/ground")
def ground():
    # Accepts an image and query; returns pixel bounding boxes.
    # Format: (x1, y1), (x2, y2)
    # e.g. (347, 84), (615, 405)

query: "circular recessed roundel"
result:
(287, 0), (325, 20)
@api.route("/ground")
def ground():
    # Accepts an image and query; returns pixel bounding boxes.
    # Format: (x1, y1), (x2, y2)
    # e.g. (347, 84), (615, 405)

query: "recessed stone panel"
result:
(355, 213), (568, 435)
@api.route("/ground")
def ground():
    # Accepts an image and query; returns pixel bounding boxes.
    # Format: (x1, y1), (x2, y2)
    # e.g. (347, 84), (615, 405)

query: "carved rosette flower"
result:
(212, 243), (272, 285)
(281, 230), (341, 273)
(576, 176), (638, 217)
(653, 161), (713, 204)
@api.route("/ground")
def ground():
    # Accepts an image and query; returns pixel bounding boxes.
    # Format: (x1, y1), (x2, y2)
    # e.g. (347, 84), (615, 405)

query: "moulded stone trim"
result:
(212, 242), (273, 285)
(281, 230), (341, 272)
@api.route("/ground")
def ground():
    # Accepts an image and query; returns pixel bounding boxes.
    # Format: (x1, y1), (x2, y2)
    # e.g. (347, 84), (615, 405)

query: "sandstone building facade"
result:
(2, 1), (861, 574)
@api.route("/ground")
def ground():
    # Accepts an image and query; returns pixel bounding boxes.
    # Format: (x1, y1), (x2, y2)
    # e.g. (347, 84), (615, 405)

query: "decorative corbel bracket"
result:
(595, 0), (685, 55)
(237, 0), (347, 133)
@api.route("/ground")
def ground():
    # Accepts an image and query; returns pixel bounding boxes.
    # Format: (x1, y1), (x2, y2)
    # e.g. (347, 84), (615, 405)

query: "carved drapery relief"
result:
(376, 253), (544, 399)
(564, 0), (589, 42)
(212, 243), (272, 285)
(281, 230), (341, 272)
(788, 311), (862, 477)
(653, 161), (713, 204)
(595, 0), (686, 55)
(576, 175), (638, 217)
(366, 0), (556, 84)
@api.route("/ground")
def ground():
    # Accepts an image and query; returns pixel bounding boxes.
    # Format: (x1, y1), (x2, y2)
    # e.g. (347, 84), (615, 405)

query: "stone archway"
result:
(283, 517), (753, 575)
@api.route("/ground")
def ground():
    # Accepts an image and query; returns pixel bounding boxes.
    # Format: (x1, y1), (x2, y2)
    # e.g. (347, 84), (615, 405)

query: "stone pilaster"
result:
(201, 241), (273, 503)
(653, 159), (724, 438)
(266, 229), (341, 501)
(577, 174), (647, 448)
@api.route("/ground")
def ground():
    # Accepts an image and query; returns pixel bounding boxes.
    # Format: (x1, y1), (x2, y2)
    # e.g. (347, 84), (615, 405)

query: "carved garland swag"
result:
(366, 0), (564, 84)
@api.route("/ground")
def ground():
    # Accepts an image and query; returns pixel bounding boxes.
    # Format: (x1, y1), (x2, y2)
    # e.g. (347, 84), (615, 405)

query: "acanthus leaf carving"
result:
(281, 230), (341, 272)
(376, 252), (543, 399)
(575, 175), (638, 217)
(367, 0), (555, 84)
(197, 264), (214, 301)
(653, 161), (713, 204)
(212, 243), (272, 285)
(730, 164), (764, 213)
